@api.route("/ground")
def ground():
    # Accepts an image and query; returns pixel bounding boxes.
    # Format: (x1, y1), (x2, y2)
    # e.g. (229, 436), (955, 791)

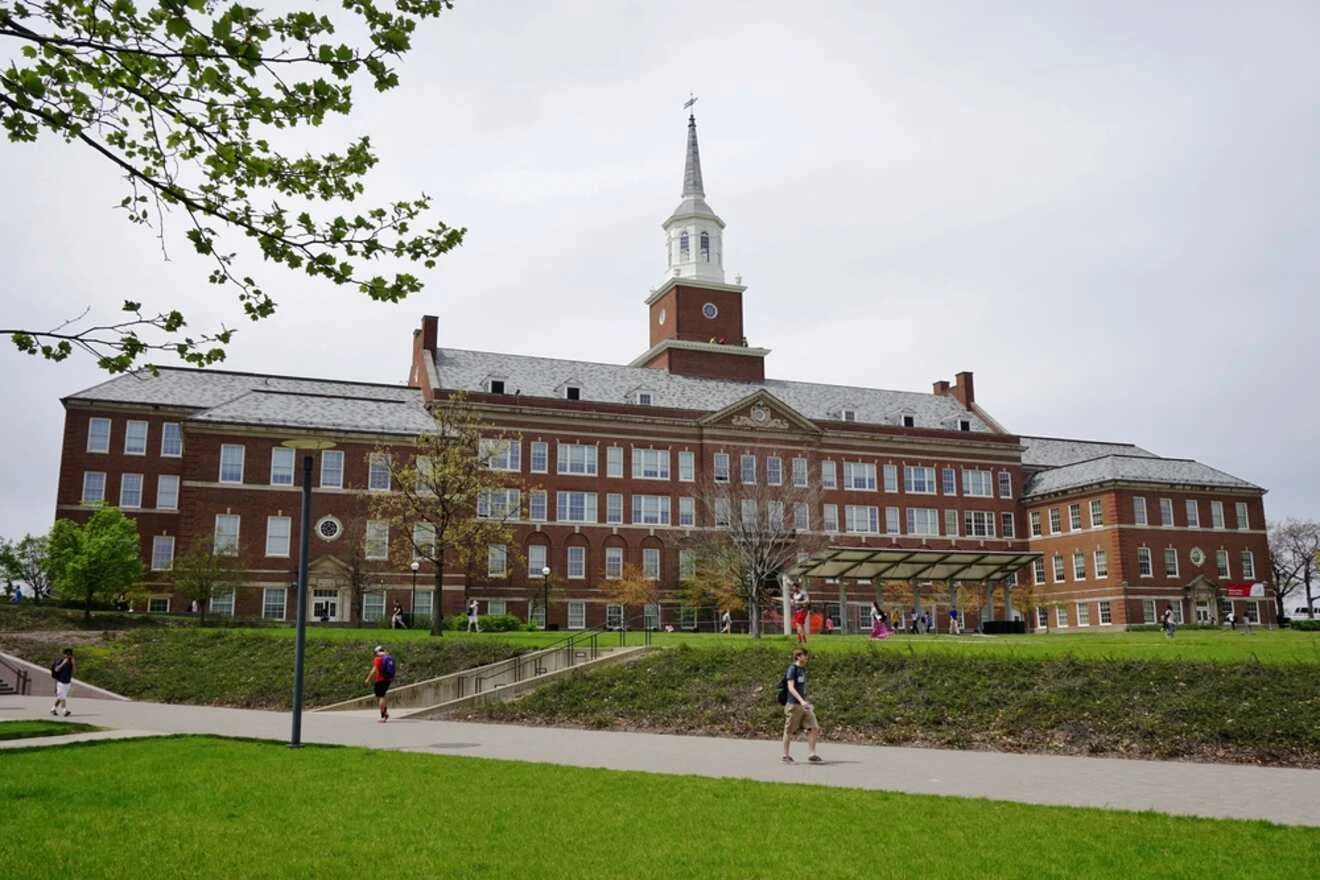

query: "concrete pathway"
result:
(3, 695), (1318, 827)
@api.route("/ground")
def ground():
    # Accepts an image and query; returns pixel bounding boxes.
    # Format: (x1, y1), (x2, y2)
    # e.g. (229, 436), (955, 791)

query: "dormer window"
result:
(902, 415), (915, 428)
(488, 380), (505, 395)
(699, 231), (710, 262)
(841, 409), (857, 423)
(636, 391), (654, 406)
(959, 420), (971, 432)
(565, 386), (581, 401)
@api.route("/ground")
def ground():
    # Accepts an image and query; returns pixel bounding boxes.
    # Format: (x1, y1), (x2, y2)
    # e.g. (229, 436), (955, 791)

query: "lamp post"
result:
(541, 566), (551, 631)
(409, 560), (419, 628)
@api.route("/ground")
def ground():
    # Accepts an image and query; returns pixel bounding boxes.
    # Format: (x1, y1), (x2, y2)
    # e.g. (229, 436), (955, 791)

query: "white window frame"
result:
(713, 453), (730, 483)
(740, 454), (756, 484)
(368, 453), (392, 491)
(1049, 508), (1062, 534)
(1035, 606), (1048, 628)
(905, 507), (940, 537)
(963, 510), (996, 538)
(1030, 511), (1042, 537)
(567, 546), (586, 580)
(1094, 549), (1108, 578)
(1142, 599), (1157, 624)
(481, 438), (521, 472)
(882, 464), (897, 493)
(845, 462), (877, 491)
(1216, 549), (1230, 579)
(1185, 499), (1200, 528)
(1133, 497), (1148, 526)
(844, 505), (880, 534)
(606, 446), (624, 478)
(821, 460), (838, 489)
(528, 544), (547, 577)
(1164, 547), (1179, 578)
(1000, 512), (1015, 538)
(632, 448), (670, 480)
(265, 516), (292, 558)
(822, 504), (839, 532)
(214, 514), (240, 555)
(362, 592), (386, 623)
(606, 603), (624, 629)
(678, 496), (696, 527)
(119, 473), (143, 508)
(209, 588), (235, 618)
(1033, 559), (1046, 585)
(1137, 547), (1153, 577)
(147, 596), (170, 614)
(87, 417), (111, 454)
(962, 468), (993, 498)
(1160, 498), (1174, 528)
(632, 495), (671, 526)
(477, 488), (520, 520)
(678, 450), (695, 482)
(998, 471), (1013, 499)
(1076, 602), (1090, 626)
(320, 450), (344, 489)
(944, 509), (959, 538)
(262, 587), (286, 621)
(903, 465), (936, 495)
(219, 444), (245, 484)
(1241, 550), (1256, 579)
(1089, 500), (1104, 527)
(557, 443), (598, 476)
(488, 544), (508, 578)
(1052, 555), (1065, 583)
(642, 547), (661, 580)
(604, 546), (623, 580)
(81, 471), (107, 505)
(792, 457), (808, 488)
(766, 456), (783, 486)
(124, 420), (148, 455)
(161, 422), (183, 457)
(1235, 502), (1249, 530)
(530, 441), (549, 474)
(1098, 601), (1113, 625)
(1211, 501), (1225, 530)
(567, 600), (586, 630)
(527, 489), (548, 522)
(605, 493), (624, 525)
(1055, 605), (1069, 628)
(1068, 504), (1082, 531)
(556, 491), (598, 523)
(793, 502), (809, 531)
(488, 600), (507, 616)
(150, 535), (175, 571)
(941, 467), (957, 496)
(1073, 551), (1086, 581)
(156, 474), (179, 510)
(885, 506), (900, 535)
(364, 521), (390, 560)
(270, 447), (295, 486)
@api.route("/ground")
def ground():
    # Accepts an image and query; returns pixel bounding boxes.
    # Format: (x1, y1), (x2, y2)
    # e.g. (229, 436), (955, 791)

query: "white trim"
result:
(643, 275), (747, 305)
(627, 337), (771, 368)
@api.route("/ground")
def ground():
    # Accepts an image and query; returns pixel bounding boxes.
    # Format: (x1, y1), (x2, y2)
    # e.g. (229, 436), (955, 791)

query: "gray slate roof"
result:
(67, 368), (416, 409)
(189, 390), (435, 436)
(1019, 435), (1157, 468)
(1024, 454), (1259, 497)
(432, 347), (992, 431)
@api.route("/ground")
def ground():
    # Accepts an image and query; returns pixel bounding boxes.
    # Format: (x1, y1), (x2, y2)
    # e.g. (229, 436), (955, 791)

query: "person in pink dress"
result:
(869, 601), (891, 640)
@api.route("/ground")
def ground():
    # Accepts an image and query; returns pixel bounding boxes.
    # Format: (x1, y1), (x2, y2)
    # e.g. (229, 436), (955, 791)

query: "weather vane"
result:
(684, 92), (698, 113)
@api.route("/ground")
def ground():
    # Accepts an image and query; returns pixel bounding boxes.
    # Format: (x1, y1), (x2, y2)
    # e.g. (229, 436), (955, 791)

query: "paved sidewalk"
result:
(3, 695), (1318, 827)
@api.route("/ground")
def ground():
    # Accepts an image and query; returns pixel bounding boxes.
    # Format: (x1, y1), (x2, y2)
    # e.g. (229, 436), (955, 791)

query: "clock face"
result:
(752, 405), (769, 423)
(657, 308), (667, 325)
(702, 302), (719, 319)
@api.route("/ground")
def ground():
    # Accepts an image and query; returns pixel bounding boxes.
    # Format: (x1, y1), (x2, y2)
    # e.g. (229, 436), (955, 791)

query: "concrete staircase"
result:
(314, 640), (653, 720)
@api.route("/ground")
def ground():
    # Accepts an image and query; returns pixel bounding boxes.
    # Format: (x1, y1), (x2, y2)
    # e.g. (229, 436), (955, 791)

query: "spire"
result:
(682, 114), (705, 198)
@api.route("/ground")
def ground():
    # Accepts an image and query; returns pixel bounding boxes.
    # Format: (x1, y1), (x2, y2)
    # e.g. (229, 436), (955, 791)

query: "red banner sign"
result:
(1225, 582), (1266, 598)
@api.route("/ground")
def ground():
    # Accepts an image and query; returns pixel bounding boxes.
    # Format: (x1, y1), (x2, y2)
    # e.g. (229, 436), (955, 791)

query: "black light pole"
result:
(289, 454), (314, 748)
(540, 566), (550, 630)
(409, 560), (419, 627)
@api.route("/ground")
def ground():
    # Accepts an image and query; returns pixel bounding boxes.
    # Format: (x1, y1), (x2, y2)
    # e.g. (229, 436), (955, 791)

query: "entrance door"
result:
(312, 589), (339, 622)
(1195, 601), (1211, 624)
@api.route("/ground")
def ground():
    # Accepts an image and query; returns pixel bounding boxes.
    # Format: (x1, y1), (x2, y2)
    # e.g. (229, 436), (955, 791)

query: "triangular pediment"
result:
(698, 390), (822, 434)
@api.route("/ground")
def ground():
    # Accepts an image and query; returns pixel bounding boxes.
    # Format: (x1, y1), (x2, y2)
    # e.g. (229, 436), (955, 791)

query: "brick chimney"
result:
(932, 380), (950, 396)
(409, 315), (440, 399)
(950, 371), (975, 409)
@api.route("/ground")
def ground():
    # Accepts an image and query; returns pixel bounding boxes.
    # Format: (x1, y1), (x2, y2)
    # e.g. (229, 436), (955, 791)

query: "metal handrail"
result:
(0, 653), (31, 696)
(471, 614), (656, 693)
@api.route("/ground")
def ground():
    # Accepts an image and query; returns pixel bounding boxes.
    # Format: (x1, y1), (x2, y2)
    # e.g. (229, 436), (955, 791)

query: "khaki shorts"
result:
(783, 703), (819, 736)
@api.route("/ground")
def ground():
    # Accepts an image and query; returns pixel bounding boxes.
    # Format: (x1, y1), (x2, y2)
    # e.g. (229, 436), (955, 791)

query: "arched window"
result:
(699, 231), (710, 262)
(679, 232), (690, 261)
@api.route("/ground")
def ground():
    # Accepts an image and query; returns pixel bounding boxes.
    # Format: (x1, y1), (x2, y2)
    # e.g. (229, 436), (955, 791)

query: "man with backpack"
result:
(50, 647), (74, 717)
(779, 648), (822, 764)
(364, 645), (396, 722)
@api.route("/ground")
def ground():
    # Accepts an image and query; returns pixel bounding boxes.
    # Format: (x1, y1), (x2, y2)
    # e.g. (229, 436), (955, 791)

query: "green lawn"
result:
(1, 737), (1316, 879)
(0, 719), (101, 741)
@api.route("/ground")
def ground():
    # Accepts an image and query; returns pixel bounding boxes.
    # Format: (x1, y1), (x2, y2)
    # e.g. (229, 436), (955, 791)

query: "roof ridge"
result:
(214, 388), (415, 405)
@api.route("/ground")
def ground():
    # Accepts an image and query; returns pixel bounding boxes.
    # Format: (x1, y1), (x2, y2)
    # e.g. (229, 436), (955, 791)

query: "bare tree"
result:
(171, 539), (245, 626)
(1269, 519), (1320, 619)
(684, 469), (827, 638)
(370, 395), (521, 635)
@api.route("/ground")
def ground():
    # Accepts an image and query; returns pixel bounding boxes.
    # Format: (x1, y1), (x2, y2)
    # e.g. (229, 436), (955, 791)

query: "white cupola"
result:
(662, 115), (725, 284)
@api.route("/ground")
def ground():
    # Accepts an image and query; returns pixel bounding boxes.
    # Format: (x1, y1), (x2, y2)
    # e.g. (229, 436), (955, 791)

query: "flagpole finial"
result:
(683, 92), (698, 116)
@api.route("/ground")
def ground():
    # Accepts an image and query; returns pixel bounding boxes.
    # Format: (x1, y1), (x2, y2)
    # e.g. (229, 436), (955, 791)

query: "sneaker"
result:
(807, 754), (823, 763)
(63, 711), (71, 717)
(50, 708), (57, 716)
(781, 755), (794, 764)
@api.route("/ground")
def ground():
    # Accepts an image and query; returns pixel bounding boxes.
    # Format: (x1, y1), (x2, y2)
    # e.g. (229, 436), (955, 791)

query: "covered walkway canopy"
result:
(788, 547), (1041, 583)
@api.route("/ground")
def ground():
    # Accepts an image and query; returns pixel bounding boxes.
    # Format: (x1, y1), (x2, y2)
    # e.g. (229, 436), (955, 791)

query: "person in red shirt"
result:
(364, 645), (395, 722)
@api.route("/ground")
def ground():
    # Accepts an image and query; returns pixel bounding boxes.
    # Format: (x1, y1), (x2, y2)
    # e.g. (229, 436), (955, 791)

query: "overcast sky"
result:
(2, 0), (1317, 541)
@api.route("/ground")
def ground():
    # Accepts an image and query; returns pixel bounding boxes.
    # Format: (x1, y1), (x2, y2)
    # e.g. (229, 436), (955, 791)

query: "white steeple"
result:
(662, 114), (725, 284)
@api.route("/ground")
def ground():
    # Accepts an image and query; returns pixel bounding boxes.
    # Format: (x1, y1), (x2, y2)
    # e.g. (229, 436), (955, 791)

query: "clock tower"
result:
(632, 113), (769, 382)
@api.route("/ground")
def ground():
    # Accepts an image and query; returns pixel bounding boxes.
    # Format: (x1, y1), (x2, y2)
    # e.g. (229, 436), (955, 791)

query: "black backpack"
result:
(775, 672), (789, 705)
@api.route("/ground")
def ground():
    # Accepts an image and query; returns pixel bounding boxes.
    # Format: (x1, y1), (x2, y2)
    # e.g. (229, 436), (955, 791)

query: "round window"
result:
(702, 302), (719, 319)
(316, 516), (343, 541)
(1189, 547), (1205, 566)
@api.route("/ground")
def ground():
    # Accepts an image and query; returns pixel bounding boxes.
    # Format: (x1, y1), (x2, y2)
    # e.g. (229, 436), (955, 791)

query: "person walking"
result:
(50, 648), (74, 717)
(720, 610), (732, 634)
(869, 601), (891, 640)
(790, 584), (810, 645)
(466, 599), (480, 633)
(781, 648), (822, 764)
(1162, 606), (1176, 639)
(390, 603), (407, 630)
(364, 645), (395, 722)
(948, 608), (962, 635)
(1226, 609), (1237, 631)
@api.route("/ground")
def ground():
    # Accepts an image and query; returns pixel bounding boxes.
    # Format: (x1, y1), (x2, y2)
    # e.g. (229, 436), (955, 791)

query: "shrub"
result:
(443, 612), (524, 632)
(1288, 619), (1320, 631)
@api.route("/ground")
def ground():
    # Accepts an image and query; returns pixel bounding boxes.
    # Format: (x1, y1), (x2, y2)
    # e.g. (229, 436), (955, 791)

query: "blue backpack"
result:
(381, 654), (396, 679)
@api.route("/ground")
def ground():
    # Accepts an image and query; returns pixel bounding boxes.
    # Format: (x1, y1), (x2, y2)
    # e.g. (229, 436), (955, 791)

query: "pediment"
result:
(698, 390), (822, 434)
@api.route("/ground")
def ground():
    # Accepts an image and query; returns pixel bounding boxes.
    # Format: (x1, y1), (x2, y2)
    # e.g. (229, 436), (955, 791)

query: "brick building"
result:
(51, 116), (1274, 630)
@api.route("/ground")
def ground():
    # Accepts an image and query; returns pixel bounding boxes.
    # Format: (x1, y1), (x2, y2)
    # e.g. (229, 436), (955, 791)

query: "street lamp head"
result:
(541, 566), (551, 577)
(410, 560), (420, 572)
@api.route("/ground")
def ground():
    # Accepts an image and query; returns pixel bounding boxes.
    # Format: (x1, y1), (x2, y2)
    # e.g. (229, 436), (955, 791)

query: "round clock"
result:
(702, 302), (719, 319)
(752, 405), (769, 424)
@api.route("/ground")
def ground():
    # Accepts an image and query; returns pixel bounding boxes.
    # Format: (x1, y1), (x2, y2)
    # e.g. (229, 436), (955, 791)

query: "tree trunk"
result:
(431, 563), (445, 636)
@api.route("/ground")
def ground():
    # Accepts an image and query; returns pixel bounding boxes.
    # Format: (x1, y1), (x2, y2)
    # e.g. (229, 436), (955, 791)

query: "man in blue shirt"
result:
(781, 648), (822, 764)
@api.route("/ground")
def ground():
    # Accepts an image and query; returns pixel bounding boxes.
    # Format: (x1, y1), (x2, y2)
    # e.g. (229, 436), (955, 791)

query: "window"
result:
(679, 231), (690, 260)
(1000, 512), (1015, 538)
(1094, 549), (1108, 578)
(214, 514), (240, 555)
(740, 499), (758, 527)
(567, 546), (586, 579)
(156, 474), (179, 510)
(740, 454), (756, 484)
(941, 467), (957, 496)
(998, 471), (1013, 498)
(1098, 601), (1112, 625)
(270, 447), (295, 486)
(210, 589), (235, 618)
(766, 501), (785, 531)
(219, 444), (245, 483)
(845, 462), (877, 491)
(266, 516), (291, 557)
(150, 536), (175, 571)
(1033, 558), (1046, 585)
(632, 495), (671, 525)
(699, 231), (710, 261)
(414, 590), (435, 622)
(820, 461), (837, 489)
(678, 451), (695, 482)
(679, 496), (696, 527)
(679, 549), (696, 582)
(713, 453), (730, 482)
(944, 509), (959, 537)
(1047, 508), (1061, 534)
(822, 504), (839, 532)
(87, 417), (111, 453)
(488, 379), (505, 394)
(605, 547), (623, 580)
(1169, 603), (1184, 625)
(569, 600), (586, 630)
(964, 511), (996, 538)
(636, 391), (654, 406)
(1137, 547), (1153, 577)
(365, 521), (389, 559)
(1030, 511), (1042, 537)
(1211, 501), (1225, 529)
(161, 422), (183, 457)
(885, 507), (900, 535)
(1089, 500), (1104, 527)
(643, 548), (661, 580)
(607, 446), (624, 478)
(959, 420), (972, 432)
(262, 587), (286, 620)
(905, 508), (939, 536)
(766, 456), (783, 486)
(904, 466), (936, 494)
(962, 469), (993, 497)
(557, 443), (597, 476)
(488, 600), (507, 616)
(792, 457), (808, 487)
(606, 603), (624, 629)
(565, 386), (581, 401)
(840, 409), (856, 422)
(1164, 547), (1179, 578)
(1235, 502), (1249, 530)
(1076, 603), (1090, 626)
(793, 502), (809, 531)
(633, 449), (670, 480)
(1056, 605), (1069, 628)
(320, 450), (344, 488)
(1245, 601), (1261, 624)
(488, 545), (508, 578)
(528, 544), (547, 577)
(712, 498), (731, 527)
(148, 597), (170, 614)
(1184, 499), (1200, 528)
(606, 493), (624, 525)
(1241, 551), (1256, 579)
(1068, 504), (1082, 531)
(1073, 551), (1086, 580)
(477, 488), (520, 519)
(119, 473), (143, 508)
(882, 464), (897, 493)
(529, 490), (548, 522)
(845, 505), (879, 534)
(81, 471), (106, 505)
(124, 420), (148, 455)
(1052, 555), (1065, 582)
(1142, 600), (1157, 624)
(412, 523), (436, 557)
(902, 414), (915, 428)
(1216, 550), (1230, 579)
(530, 441), (549, 473)
(1133, 497), (1148, 526)
(481, 438), (520, 472)
(556, 492), (598, 523)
